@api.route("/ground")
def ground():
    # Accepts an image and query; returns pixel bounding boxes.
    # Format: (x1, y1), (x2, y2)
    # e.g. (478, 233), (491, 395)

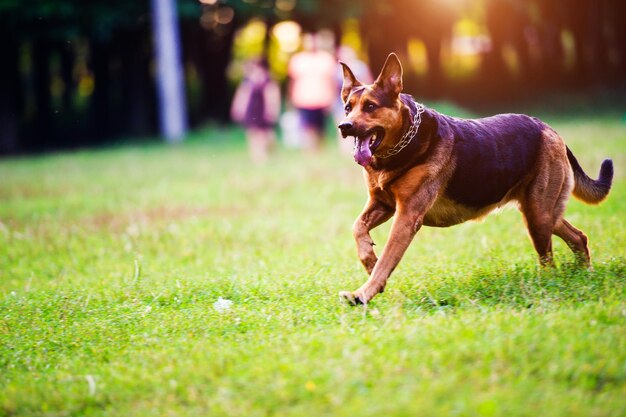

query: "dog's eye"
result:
(344, 105), (351, 115)
(364, 102), (377, 112)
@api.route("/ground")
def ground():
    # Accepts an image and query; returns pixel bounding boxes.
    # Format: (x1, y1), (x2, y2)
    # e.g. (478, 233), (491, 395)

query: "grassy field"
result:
(1, 108), (625, 416)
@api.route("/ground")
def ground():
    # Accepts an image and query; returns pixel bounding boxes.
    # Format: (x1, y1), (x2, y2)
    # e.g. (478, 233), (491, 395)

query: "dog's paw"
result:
(339, 291), (364, 306)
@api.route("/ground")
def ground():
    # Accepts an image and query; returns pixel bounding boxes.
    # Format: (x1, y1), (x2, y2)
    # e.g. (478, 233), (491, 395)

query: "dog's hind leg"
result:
(521, 130), (574, 267)
(523, 209), (555, 267)
(520, 186), (560, 267)
(521, 165), (570, 267)
(352, 198), (395, 274)
(553, 219), (591, 267)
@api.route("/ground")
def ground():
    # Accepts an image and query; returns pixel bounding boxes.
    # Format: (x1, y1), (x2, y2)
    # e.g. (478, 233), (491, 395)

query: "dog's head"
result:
(338, 53), (407, 167)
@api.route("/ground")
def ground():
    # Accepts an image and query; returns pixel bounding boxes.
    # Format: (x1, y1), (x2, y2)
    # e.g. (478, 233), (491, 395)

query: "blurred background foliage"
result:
(1, 0), (625, 154)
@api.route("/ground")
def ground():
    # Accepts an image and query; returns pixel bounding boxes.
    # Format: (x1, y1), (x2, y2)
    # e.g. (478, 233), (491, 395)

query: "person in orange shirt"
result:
(288, 33), (337, 151)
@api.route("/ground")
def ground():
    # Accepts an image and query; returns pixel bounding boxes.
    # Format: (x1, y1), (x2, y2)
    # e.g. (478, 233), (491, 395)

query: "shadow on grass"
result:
(395, 257), (626, 312)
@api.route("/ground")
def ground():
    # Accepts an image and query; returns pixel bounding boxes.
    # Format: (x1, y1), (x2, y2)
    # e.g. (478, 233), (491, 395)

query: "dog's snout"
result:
(338, 121), (353, 134)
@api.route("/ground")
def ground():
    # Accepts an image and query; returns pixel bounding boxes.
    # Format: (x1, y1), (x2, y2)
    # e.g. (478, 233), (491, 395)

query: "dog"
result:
(337, 53), (614, 305)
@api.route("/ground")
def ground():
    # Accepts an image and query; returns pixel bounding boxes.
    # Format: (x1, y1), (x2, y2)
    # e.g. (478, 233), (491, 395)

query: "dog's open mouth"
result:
(353, 128), (384, 166)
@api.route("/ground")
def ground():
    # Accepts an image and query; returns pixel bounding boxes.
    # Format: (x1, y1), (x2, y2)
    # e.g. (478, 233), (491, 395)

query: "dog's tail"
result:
(567, 147), (613, 204)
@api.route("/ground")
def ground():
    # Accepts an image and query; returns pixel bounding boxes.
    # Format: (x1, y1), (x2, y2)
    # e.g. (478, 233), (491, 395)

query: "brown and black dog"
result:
(337, 53), (613, 305)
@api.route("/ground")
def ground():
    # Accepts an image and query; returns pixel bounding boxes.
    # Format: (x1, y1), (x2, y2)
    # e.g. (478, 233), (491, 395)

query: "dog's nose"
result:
(338, 121), (353, 133)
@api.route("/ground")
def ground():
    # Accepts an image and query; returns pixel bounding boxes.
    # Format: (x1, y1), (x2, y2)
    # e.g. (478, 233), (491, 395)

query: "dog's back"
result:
(437, 112), (545, 208)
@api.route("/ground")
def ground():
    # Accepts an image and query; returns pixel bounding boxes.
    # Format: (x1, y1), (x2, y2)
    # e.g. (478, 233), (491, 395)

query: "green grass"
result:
(1, 110), (625, 417)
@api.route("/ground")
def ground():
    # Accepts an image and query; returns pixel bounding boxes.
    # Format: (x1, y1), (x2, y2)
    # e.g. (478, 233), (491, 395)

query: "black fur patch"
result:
(438, 113), (544, 207)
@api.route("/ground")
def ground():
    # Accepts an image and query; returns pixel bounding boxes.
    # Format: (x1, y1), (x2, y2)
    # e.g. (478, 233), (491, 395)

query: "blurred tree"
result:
(0, 0), (154, 152)
(560, 0), (608, 84)
(180, 6), (240, 124)
(152, 0), (187, 142)
(1, 0), (625, 154)
(0, 30), (20, 154)
(360, 0), (457, 95)
(484, 0), (530, 82)
(608, 1), (626, 76)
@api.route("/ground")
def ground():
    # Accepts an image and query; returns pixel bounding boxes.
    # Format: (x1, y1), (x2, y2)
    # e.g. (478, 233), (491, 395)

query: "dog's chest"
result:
(423, 196), (482, 227)
(366, 169), (396, 192)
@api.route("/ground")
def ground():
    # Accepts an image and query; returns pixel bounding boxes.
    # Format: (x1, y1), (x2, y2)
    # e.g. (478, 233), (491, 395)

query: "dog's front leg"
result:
(341, 179), (439, 305)
(353, 198), (394, 274)
(341, 209), (422, 304)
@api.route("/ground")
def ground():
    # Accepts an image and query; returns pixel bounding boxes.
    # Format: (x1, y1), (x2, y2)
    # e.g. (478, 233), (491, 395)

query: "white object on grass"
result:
(86, 375), (96, 396)
(213, 297), (233, 313)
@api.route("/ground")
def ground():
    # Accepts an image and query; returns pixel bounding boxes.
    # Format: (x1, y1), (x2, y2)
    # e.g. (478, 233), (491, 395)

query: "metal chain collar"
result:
(377, 103), (425, 159)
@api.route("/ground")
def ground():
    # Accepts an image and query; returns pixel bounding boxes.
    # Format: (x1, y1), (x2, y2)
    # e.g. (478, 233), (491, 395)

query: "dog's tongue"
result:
(354, 135), (373, 166)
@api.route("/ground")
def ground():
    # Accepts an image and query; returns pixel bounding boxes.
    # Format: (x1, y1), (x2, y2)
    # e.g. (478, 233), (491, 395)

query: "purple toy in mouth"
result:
(353, 129), (383, 166)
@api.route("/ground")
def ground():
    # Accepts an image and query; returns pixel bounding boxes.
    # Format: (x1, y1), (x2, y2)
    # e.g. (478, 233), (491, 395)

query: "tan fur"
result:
(338, 54), (612, 305)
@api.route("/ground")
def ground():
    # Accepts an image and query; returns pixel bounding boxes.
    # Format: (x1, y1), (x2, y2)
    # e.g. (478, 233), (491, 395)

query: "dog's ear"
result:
(374, 53), (403, 98)
(340, 62), (361, 103)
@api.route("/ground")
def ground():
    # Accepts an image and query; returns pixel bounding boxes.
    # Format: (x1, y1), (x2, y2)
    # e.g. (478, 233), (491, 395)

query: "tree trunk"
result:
(0, 34), (20, 154)
(91, 39), (112, 142)
(119, 27), (155, 137)
(205, 21), (238, 123)
(584, 0), (607, 84)
(184, 17), (238, 125)
(33, 38), (52, 151)
(151, 0), (187, 142)
(60, 41), (75, 113)
(422, 35), (443, 95)
(363, 11), (405, 79)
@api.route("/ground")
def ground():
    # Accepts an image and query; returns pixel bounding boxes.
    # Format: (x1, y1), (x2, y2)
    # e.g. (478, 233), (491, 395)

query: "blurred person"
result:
(334, 46), (373, 154)
(230, 58), (281, 163)
(288, 33), (337, 151)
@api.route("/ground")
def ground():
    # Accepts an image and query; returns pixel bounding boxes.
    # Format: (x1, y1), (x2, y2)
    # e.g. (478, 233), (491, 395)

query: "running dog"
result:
(337, 53), (613, 305)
